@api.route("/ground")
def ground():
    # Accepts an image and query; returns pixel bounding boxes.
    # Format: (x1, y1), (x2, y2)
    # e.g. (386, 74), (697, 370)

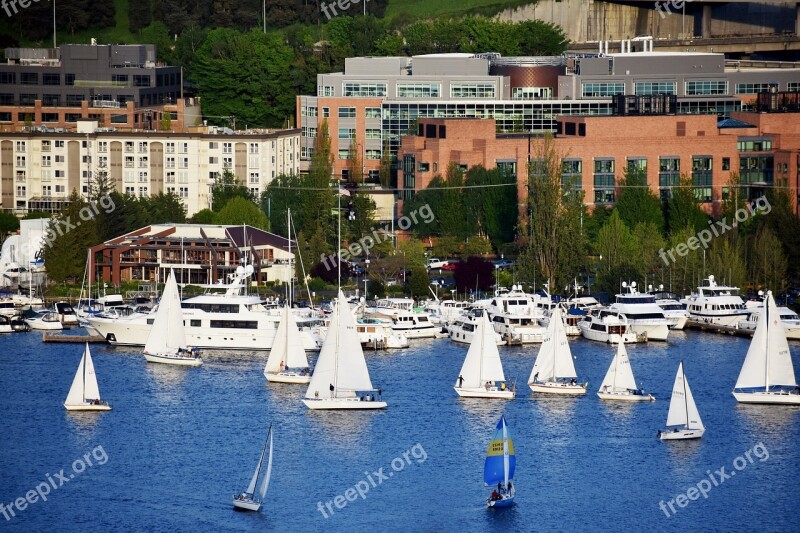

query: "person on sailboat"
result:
(491, 489), (500, 501)
(329, 383), (334, 397)
(507, 481), (513, 493)
(533, 372), (539, 383)
(458, 375), (464, 387)
(497, 481), (503, 494)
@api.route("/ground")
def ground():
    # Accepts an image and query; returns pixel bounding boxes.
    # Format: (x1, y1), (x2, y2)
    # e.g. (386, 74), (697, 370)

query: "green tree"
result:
(616, 167), (665, 234)
(212, 167), (253, 212)
(41, 192), (100, 282)
(463, 165), (517, 247)
(160, 112), (172, 131)
(346, 141), (363, 185)
(190, 208), (216, 224)
(407, 264), (429, 299)
(0, 212), (20, 241)
(631, 222), (665, 285)
(146, 192), (187, 224)
(346, 192), (377, 254)
(667, 174), (708, 234)
(302, 120), (335, 239)
(214, 196), (268, 230)
(706, 235), (747, 291)
(750, 224), (788, 293)
(594, 210), (639, 293)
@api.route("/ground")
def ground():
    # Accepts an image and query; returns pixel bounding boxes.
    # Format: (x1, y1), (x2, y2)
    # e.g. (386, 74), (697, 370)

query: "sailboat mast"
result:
(764, 295), (770, 392)
(288, 208), (292, 305)
(613, 344), (618, 392)
(333, 193), (342, 395)
(502, 417), (509, 487)
(479, 313), (485, 382)
(252, 425), (270, 500)
(82, 349), (87, 402)
(682, 361), (690, 430)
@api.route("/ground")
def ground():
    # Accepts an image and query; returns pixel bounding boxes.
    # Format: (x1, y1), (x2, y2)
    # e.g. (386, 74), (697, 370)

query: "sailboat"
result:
(733, 290), (800, 405)
(454, 312), (515, 399)
(597, 340), (655, 401)
(528, 306), (587, 395)
(302, 291), (386, 410)
(143, 269), (202, 367)
(485, 415), (515, 508)
(233, 424), (274, 512)
(64, 343), (111, 411)
(264, 305), (311, 383)
(659, 361), (704, 440)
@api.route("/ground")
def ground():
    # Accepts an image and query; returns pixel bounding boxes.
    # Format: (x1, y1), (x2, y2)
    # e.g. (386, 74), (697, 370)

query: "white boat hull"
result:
(597, 391), (655, 402)
(666, 315), (688, 330)
(454, 387), (515, 399)
(579, 325), (638, 344)
(688, 313), (749, 327)
(630, 323), (670, 341)
(64, 402), (112, 411)
(144, 352), (203, 367)
(659, 427), (705, 440)
(732, 391), (800, 405)
(25, 319), (62, 331)
(302, 397), (387, 410)
(392, 325), (439, 339)
(232, 498), (261, 511)
(265, 371), (311, 384)
(529, 381), (588, 395)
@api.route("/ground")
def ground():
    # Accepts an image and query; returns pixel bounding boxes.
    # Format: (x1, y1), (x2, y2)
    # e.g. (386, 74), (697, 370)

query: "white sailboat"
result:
(528, 306), (587, 395)
(143, 269), (202, 367)
(733, 290), (800, 405)
(302, 290), (386, 410)
(597, 340), (655, 401)
(64, 343), (111, 411)
(454, 312), (515, 399)
(264, 305), (311, 383)
(659, 361), (704, 440)
(233, 424), (274, 512)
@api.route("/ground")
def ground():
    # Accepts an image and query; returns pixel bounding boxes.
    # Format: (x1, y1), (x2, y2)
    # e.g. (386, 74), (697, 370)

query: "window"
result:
(734, 83), (772, 94)
(139, 172), (148, 183)
(41, 140), (51, 152)
(366, 149), (381, 160)
(42, 113), (58, 122)
(722, 157), (730, 171)
(365, 107), (381, 119)
(166, 142), (175, 154)
(139, 157), (148, 168)
(222, 157), (232, 167)
(397, 83), (441, 98)
(167, 157), (176, 168)
(365, 128), (381, 140)
(338, 107), (356, 119)
(125, 142), (134, 153)
(139, 187), (148, 197)
(737, 139), (772, 152)
(561, 159), (582, 192)
(0, 93), (12, 105)
(137, 142), (148, 153)
(55, 185), (65, 193)
(208, 141), (218, 150)
(55, 170), (64, 178)
(179, 187), (189, 198)
(301, 106), (318, 117)
(322, 107), (330, 118)
(0, 72), (15, 84)
(15, 141), (25, 152)
(301, 126), (317, 138)
(450, 83), (496, 99)
(55, 155), (65, 163)
(41, 156), (51, 167)
(685, 80), (727, 95)
(43, 73), (60, 85)
(15, 170), (25, 181)
(165, 171), (176, 183)
(16, 186), (26, 197)
(338, 128), (356, 139)
(512, 87), (553, 100)
(739, 155), (774, 185)
(179, 143), (188, 154)
(789, 82), (800, 92)
(42, 185), (52, 196)
(249, 172), (259, 184)
(222, 142), (232, 154)
(249, 143), (259, 154)
(582, 83), (624, 98)
(692, 156), (713, 202)
(21, 72), (38, 85)
(65, 74), (75, 86)
(15, 156), (25, 166)
(66, 94), (83, 107)
(318, 86), (335, 97)
(634, 81), (676, 95)
(343, 83), (387, 97)
(593, 159), (615, 204)
(627, 158), (647, 174)
(19, 93), (37, 105)
(98, 141), (108, 152)
(338, 149), (351, 160)
(133, 75), (151, 87)
(125, 156), (135, 168)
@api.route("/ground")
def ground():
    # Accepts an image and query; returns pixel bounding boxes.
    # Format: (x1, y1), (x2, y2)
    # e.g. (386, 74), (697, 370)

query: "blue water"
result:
(1, 330), (799, 532)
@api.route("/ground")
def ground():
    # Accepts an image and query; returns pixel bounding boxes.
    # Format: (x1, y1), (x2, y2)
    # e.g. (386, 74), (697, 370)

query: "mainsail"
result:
(457, 313), (505, 388)
(599, 341), (637, 392)
(143, 270), (187, 356)
(265, 305), (309, 373)
(484, 416), (515, 486)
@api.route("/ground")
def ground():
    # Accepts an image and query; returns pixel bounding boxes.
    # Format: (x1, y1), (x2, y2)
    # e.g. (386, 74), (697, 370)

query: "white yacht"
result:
(565, 295), (603, 312)
(609, 282), (671, 341)
(447, 309), (505, 346)
(579, 309), (640, 344)
(25, 309), (63, 331)
(355, 317), (409, 349)
(539, 303), (583, 336)
(741, 299), (800, 340)
(366, 297), (439, 339)
(87, 266), (320, 351)
(651, 290), (689, 330)
(485, 285), (546, 343)
(423, 299), (470, 325)
(681, 275), (750, 327)
(54, 301), (80, 327)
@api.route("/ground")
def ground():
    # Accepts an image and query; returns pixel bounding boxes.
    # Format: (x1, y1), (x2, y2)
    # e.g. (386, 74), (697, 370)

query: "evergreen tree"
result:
(41, 192), (100, 282)
(615, 167), (665, 235)
(211, 167), (254, 212)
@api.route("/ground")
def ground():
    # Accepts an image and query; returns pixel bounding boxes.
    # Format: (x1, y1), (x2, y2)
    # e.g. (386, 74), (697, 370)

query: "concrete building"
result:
(90, 224), (295, 285)
(397, 106), (800, 215)
(0, 121), (301, 216)
(297, 48), (800, 182)
(0, 44), (199, 131)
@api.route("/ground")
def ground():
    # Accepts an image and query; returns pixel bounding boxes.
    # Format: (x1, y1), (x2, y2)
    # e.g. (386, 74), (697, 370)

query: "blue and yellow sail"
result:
(484, 416), (515, 485)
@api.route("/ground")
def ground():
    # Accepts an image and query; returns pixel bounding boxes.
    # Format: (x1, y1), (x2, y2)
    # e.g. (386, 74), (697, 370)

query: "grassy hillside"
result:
(385, 0), (535, 19)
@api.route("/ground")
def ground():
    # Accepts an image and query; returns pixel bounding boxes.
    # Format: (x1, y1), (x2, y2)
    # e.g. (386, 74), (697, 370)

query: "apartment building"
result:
(0, 121), (301, 216)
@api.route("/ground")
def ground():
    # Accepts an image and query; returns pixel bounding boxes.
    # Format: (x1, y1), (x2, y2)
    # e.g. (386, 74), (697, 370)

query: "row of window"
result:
(580, 80), (776, 97)
(318, 82), (497, 99)
(0, 72), (151, 86)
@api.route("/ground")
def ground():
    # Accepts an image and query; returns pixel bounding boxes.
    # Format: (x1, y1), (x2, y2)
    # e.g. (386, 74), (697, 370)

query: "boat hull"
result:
(25, 320), (62, 331)
(232, 499), (261, 511)
(597, 391), (655, 402)
(529, 381), (587, 395)
(630, 323), (670, 341)
(302, 398), (387, 410)
(144, 352), (203, 367)
(265, 372), (311, 384)
(454, 387), (515, 399)
(487, 494), (514, 508)
(64, 402), (112, 411)
(579, 327), (638, 344)
(732, 391), (800, 405)
(659, 427), (704, 440)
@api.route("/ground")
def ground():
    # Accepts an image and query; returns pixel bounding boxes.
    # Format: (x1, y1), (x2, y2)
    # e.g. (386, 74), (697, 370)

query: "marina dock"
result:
(42, 332), (108, 343)
(684, 320), (754, 338)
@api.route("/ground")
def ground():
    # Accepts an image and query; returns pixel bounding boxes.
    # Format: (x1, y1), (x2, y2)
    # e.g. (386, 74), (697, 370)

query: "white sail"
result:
(599, 341), (637, 392)
(66, 343), (102, 405)
(259, 427), (273, 500)
(735, 292), (796, 390)
(666, 362), (703, 429)
(305, 291), (374, 399)
(246, 433), (268, 496)
(457, 313), (505, 387)
(502, 418), (510, 487)
(143, 270), (187, 356)
(264, 305), (309, 373)
(530, 307), (574, 382)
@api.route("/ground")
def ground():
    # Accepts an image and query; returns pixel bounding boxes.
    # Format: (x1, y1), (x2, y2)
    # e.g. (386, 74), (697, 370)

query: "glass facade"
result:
(582, 83), (624, 98)
(593, 159), (615, 204)
(343, 83), (387, 97)
(685, 81), (728, 95)
(634, 81), (676, 95)
(397, 83), (441, 98)
(658, 157), (680, 201)
(692, 156), (713, 202)
(734, 83), (772, 94)
(450, 83), (496, 99)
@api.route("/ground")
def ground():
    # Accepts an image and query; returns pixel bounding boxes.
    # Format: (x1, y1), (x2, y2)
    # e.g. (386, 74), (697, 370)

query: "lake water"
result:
(1, 329), (799, 532)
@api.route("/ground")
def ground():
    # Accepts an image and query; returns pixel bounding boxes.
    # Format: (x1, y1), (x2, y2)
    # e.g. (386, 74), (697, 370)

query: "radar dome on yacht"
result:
(245, 264), (254, 276)
(236, 266), (245, 275)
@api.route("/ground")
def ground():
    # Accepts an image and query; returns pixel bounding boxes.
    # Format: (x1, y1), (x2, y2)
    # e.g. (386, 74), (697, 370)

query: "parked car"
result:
(492, 259), (515, 270)
(426, 258), (449, 270)
(442, 262), (458, 271)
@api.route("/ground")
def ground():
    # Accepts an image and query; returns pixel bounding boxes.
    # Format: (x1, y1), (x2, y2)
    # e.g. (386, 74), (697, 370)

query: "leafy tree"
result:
(615, 167), (664, 234)
(463, 165), (517, 246)
(750, 225), (788, 293)
(453, 257), (495, 294)
(301, 120), (335, 238)
(666, 175), (708, 234)
(407, 265), (429, 299)
(761, 189), (800, 278)
(214, 196), (268, 230)
(707, 235), (747, 292)
(631, 222), (665, 285)
(346, 142), (364, 185)
(190, 208), (216, 224)
(129, 0), (153, 32)
(346, 192), (377, 254)
(663, 225), (703, 295)
(212, 168), (254, 212)
(262, 174), (303, 237)
(147, 192), (187, 224)
(160, 112), (172, 131)
(0, 212), (19, 241)
(594, 210), (639, 293)
(22, 211), (52, 220)
(378, 144), (395, 187)
(462, 235), (493, 257)
(41, 192), (100, 282)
